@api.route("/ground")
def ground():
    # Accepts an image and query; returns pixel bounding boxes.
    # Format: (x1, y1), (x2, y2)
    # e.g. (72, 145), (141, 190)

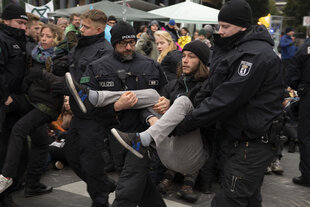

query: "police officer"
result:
(53, 10), (116, 207)
(287, 38), (310, 187)
(79, 21), (167, 207)
(171, 0), (283, 206)
(0, 4), (28, 207)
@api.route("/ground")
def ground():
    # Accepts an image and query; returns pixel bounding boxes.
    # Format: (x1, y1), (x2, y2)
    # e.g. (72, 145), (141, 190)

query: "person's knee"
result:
(174, 96), (193, 110)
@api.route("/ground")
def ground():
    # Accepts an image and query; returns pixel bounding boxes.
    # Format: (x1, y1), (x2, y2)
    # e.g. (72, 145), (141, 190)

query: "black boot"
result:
(24, 183), (53, 197)
(288, 140), (296, 153)
(157, 178), (171, 194)
(176, 185), (199, 203)
(292, 176), (310, 187)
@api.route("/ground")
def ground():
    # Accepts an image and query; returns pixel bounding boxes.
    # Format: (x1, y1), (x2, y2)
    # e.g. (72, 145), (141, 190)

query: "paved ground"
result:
(12, 147), (310, 207)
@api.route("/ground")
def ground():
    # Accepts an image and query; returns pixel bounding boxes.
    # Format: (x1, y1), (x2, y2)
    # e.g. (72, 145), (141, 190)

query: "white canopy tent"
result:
(148, 0), (219, 24)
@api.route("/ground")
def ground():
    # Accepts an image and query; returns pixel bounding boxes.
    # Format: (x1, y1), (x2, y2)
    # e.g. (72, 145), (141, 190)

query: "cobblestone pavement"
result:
(12, 148), (310, 207)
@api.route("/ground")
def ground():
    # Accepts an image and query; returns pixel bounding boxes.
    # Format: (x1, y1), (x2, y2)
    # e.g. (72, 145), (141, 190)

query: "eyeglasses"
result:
(119, 40), (136, 47)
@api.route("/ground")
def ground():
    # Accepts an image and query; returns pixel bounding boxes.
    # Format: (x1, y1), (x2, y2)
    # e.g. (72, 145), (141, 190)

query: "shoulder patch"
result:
(238, 61), (252, 76)
(80, 76), (90, 83)
(307, 46), (310, 54)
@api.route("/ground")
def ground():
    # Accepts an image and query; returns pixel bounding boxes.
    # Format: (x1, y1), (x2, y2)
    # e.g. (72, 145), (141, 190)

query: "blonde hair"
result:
(41, 24), (64, 46)
(81, 10), (107, 29)
(154, 30), (177, 63)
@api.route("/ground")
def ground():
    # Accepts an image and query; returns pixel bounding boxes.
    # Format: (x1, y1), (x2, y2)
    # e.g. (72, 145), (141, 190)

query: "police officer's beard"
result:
(214, 30), (248, 50)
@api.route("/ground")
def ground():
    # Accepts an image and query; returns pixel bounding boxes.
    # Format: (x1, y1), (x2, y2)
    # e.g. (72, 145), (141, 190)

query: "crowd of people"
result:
(0, 0), (309, 207)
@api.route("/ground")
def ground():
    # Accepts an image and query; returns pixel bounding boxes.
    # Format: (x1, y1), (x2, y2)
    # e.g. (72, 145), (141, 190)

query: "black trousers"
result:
(2, 95), (52, 179)
(65, 117), (116, 206)
(212, 139), (275, 207)
(298, 91), (310, 178)
(112, 152), (166, 207)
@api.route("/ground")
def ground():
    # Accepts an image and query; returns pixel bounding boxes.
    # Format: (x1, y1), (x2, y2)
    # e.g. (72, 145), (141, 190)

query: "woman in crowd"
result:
(154, 30), (182, 81)
(136, 20), (160, 60)
(178, 27), (191, 49)
(48, 96), (73, 170)
(0, 24), (66, 194)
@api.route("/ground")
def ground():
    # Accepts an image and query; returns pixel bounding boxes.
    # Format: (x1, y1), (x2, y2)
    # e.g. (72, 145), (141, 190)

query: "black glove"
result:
(50, 80), (70, 95)
(169, 113), (197, 137)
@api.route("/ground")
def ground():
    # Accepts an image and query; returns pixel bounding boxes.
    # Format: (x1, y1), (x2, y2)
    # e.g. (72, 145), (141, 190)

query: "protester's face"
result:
(40, 27), (55, 49)
(181, 28), (187, 36)
(58, 23), (67, 31)
(182, 51), (199, 74)
(218, 21), (246, 38)
(287, 31), (294, 37)
(193, 31), (199, 40)
(27, 21), (41, 42)
(155, 36), (169, 54)
(108, 20), (116, 27)
(115, 38), (136, 59)
(4, 19), (27, 31)
(72, 16), (81, 28)
(150, 24), (158, 33)
(198, 35), (206, 40)
(64, 96), (70, 111)
(80, 19), (103, 36)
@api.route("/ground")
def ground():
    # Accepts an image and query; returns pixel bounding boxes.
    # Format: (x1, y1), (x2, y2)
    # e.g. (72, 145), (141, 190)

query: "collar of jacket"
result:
(76, 32), (105, 48)
(0, 23), (26, 43)
(214, 30), (248, 51)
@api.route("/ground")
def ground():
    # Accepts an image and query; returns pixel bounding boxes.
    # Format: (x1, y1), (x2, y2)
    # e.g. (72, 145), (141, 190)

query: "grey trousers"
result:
(95, 89), (160, 109)
(95, 90), (206, 175)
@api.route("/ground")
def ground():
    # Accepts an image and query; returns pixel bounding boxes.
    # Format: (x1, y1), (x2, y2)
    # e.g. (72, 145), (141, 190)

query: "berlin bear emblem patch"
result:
(238, 61), (252, 76)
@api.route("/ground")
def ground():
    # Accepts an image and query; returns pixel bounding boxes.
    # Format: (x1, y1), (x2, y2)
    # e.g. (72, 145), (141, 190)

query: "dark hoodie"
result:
(185, 25), (284, 141)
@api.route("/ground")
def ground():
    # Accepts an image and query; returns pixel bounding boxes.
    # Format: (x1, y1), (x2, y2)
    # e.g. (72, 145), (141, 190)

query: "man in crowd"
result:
(107, 15), (117, 27)
(171, 0), (283, 206)
(279, 27), (297, 72)
(53, 9), (116, 207)
(25, 13), (41, 54)
(0, 4), (29, 207)
(287, 36), (310, 187)
(164, 19), (179, 42)
(64, 13), (81, 48)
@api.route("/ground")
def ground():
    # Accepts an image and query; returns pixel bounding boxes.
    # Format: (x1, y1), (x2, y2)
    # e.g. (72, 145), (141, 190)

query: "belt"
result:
(234, 136), (269, 148)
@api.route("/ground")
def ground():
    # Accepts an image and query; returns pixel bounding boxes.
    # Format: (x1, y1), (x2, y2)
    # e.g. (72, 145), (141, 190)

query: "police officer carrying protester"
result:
(69, 20), (167, 207)
(52, 9), (116, 207)
(0, 4), (28, 207)
(287, 38), (310, 187)
(171, 0), (284, 206)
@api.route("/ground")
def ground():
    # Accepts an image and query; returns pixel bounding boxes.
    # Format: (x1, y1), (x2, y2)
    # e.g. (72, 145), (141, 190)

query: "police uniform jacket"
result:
(182, 25), (284, 141)
(68, 32), (113, 120)
(286, 40), (310, 90)
(82, 51), (167, 132)
(0, 23), (27, 103)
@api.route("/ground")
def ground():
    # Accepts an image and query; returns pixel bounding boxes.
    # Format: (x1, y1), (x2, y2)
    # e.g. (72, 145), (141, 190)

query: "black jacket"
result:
(286, 40), (310, 90)
(161, 50), (182, 81)
(26, 61), (64, 119)
(68, 32), (113, 120)
(0, 24), (27, 103)
(184, 25), (284, 141)
(161, 74), (204, 105)
(82, 52), (167, 132)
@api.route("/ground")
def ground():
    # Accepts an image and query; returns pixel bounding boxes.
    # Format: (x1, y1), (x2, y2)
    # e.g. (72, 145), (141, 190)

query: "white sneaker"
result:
(0, 174), (13, 193)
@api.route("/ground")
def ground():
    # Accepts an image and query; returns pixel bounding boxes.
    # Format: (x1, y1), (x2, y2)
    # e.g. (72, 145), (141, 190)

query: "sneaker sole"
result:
(0, 180), (13, 194)
(65, 72), (87, 114)
(111, 128), (144, 159)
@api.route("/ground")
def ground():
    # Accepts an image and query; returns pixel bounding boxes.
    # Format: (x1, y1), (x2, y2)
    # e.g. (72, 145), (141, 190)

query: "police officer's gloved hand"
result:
(169, 113), (197, 137)
(50, 80), (70, 95)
